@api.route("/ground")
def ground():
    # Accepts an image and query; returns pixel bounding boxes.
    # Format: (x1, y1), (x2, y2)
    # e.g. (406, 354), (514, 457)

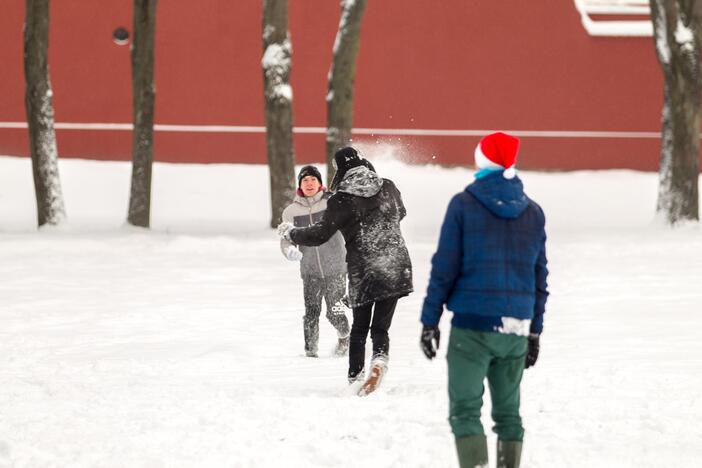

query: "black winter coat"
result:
(290, 166), (413, 308)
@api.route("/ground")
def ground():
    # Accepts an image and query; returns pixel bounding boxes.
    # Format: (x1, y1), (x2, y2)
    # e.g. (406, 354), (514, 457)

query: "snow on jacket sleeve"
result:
(289, 196), (348, 247)
(279, 205), (295, 258)
(531, 223), (549, 334)
(421, 194), (464, 326)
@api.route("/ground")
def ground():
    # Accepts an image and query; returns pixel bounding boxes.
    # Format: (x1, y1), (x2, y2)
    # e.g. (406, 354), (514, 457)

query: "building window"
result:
(574, 0), (653, 37)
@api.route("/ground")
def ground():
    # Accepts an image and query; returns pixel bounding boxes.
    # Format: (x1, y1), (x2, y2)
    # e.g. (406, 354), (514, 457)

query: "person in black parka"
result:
(278, 147), (413, 393)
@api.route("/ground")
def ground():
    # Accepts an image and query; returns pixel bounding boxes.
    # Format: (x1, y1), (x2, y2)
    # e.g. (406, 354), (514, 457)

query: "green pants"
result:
(447, 327), (527, 441)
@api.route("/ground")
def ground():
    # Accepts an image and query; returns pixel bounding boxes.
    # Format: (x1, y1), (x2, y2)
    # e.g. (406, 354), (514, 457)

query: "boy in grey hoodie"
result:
(280, 165), (350, 357)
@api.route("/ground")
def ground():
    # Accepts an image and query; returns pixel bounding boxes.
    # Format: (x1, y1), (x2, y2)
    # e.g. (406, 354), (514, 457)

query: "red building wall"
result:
(0, 0), (679, 170)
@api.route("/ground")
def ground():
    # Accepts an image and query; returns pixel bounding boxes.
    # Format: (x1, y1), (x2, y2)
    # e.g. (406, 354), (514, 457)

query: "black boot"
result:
(455, 435), (488, 468)
(348, 369), (364, 385)
(496, 440), (522, 468)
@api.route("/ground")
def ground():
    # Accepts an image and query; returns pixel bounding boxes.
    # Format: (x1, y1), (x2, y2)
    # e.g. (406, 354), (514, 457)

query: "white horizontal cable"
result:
(0, 121), (663, 138)
(352, 128), (661, 138)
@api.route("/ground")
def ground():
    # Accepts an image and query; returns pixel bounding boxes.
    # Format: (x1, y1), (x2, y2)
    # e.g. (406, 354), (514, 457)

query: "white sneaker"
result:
(358, 358), (387, 396)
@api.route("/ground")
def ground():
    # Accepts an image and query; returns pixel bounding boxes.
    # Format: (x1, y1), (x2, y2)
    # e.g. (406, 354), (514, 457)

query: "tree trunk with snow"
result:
(326, 0), (367, 184)
(650, 0), (701, 224)
(24, 0), (66, 227)
(128, 0), (157, 228)
(262, 0), (296, 227)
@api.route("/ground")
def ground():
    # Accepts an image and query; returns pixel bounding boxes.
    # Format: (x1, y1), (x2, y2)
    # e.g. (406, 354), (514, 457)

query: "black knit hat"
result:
(297, 165), (323, 187)
(331, 147), (368, 191)
(333, 147), (363, 172)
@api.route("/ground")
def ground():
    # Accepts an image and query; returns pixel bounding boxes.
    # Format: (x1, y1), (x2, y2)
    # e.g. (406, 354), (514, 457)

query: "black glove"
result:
(420, 325), (440, 360)
(525, 333), (540, 369)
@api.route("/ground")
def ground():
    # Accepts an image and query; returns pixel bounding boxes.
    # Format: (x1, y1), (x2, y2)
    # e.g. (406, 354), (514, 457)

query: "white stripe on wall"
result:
(0, 121), (662, 138)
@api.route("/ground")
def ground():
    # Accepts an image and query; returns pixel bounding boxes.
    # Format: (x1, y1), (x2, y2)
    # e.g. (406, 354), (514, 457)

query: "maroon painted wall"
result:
(0, 0), (681, 170)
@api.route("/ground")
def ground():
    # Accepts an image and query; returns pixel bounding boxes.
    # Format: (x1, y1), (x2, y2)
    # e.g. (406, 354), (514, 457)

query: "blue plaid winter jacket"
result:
(421, 171), (549, 334)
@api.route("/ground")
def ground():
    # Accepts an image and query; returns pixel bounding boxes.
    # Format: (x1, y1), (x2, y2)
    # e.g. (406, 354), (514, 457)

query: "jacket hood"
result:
(466, 171), (529, 219)
(337, 166), (383, 198)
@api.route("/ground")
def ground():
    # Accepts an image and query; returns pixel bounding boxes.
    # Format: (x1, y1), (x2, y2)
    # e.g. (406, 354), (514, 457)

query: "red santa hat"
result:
(474, 131), (520, 179)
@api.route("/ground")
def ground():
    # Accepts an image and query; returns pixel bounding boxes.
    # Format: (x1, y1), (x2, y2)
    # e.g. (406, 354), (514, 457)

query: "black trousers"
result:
(302, 273), (350, 354)
(348, 297), (398, 380)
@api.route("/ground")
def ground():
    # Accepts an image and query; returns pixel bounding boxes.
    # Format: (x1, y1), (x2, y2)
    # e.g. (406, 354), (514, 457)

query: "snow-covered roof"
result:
(574, 0), (653, 37)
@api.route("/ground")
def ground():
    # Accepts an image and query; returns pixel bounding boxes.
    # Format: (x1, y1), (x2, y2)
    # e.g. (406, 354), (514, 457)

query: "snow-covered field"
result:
(1, 152), (701, 467)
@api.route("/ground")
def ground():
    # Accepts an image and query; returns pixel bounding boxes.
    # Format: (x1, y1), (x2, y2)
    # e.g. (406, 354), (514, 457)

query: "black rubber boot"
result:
(455, 435), (488, 468)
(496, 439), (522, 468)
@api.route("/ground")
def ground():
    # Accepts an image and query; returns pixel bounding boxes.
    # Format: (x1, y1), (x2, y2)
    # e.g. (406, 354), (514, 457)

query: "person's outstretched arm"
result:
(290, 196), (348, 247)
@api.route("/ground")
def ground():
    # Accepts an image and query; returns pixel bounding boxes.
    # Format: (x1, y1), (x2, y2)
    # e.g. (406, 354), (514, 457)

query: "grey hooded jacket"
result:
(281, 190), (347, 279)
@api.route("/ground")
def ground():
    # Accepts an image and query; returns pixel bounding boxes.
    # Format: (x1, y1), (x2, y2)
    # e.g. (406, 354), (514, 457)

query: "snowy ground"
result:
(1, 153), (701, 467)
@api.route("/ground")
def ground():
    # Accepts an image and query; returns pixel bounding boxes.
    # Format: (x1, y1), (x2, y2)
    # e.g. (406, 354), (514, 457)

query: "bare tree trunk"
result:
(262, 0), (296, 227)
(326, 0), (368, 185)
(128, 0), (157, 228)
(24, 0), (66, 227)
(650, 0), (701, 224)
(656, 82), (674, 213)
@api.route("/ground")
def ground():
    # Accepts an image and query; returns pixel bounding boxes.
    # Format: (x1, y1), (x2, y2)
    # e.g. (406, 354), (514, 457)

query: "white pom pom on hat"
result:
(474, 131), (520, 179)
(503, 166), (517, 179)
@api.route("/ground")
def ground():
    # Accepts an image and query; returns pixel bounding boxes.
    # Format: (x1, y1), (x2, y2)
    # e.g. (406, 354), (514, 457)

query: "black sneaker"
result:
(347, 369), (365, 385)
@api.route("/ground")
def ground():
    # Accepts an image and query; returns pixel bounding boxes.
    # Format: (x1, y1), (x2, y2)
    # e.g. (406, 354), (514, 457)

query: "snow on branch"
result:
(37, 88), (66, 224)
(652, 0), (671, 65)
(262, 39), (293, 102)
(333, 0), (357, 55)
(326, 126), (340, 143)
(262, 40), (291, 71)
(675, 18), (695, 53)
(263, 25), (276, 43)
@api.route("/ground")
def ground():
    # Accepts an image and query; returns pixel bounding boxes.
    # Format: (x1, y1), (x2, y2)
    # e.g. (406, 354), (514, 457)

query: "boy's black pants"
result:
(348, 297), (398, 380)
